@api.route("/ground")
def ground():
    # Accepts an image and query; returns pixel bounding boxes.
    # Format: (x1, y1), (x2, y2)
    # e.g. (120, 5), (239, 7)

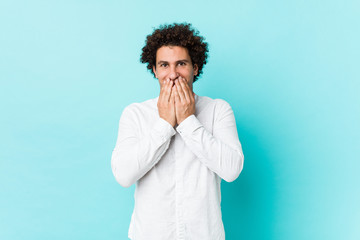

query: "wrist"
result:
(177, 114), (193, 125)
(160, 117), (176, 128)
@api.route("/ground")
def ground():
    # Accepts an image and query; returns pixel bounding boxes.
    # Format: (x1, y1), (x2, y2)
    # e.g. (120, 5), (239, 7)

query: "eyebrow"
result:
(157, 59), (190, 65)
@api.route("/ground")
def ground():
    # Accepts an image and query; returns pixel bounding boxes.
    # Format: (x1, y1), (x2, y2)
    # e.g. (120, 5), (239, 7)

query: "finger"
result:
(186, 81), (195, 102)
(170, 85), (175, 104)
(159, 80), (167, 100)
(160, 78), (171, 102)
(178, 77), (191, 101)
(173, 85), (181, 104)
(160, 78), (170, 95)
(183, 78), (195, 102)
(165, 79), (173, 102)
(175, 79), (185, 102)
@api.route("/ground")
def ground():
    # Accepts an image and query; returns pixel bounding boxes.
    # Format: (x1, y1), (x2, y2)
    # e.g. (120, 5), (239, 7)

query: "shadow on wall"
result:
(221, 123), (278, 240)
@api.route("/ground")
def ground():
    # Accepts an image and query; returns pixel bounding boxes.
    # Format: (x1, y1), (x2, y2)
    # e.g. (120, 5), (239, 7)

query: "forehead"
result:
(156, 46), (191, 61)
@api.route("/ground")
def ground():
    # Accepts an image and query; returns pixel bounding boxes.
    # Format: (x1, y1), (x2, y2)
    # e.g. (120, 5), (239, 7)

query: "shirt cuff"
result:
(176, 115), (203, 136)
(153, 117), (177, 141)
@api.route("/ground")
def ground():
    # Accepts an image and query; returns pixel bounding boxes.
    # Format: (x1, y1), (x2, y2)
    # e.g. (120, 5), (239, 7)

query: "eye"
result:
(160, 63), (168, 67)
(178, 61), (186, 66)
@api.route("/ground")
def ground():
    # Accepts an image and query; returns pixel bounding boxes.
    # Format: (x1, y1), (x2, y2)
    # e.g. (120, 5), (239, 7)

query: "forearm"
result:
(111, 115), (176, 187)
(177, 115), (244, 182)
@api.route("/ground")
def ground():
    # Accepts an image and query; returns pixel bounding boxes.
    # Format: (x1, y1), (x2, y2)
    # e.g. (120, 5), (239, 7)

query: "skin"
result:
(153, 46), (199, 127)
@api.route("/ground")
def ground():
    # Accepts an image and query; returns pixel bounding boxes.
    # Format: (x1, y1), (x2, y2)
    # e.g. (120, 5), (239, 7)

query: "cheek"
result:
(156, 70), (168, 79)
(185, 70), (195, 81)
(179, 68), (192, 78)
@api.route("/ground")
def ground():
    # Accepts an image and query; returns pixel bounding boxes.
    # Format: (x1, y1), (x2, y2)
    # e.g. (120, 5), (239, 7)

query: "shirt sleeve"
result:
(111, 105), (176, 187)
(176, 100), (244, 182)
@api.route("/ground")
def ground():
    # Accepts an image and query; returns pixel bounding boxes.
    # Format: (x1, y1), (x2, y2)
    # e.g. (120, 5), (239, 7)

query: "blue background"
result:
(1, 0), (359, 239)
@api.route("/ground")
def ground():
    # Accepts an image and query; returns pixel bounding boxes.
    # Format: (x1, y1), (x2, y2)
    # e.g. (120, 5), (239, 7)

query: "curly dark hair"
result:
(140, 23), (209, 82)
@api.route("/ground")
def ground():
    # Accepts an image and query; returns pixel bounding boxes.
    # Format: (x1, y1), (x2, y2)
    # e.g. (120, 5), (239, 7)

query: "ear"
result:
(193, 64), (199, 76)
(153, 66), (158, 78)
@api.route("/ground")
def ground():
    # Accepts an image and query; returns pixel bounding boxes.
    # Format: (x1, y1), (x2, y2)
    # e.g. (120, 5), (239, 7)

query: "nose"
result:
(169, 65), (179, 80)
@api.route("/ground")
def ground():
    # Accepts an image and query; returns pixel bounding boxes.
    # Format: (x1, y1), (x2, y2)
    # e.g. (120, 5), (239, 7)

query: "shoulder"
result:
(117, 97), (157, 123)
(123, 97), (157, 113)
(197, 95), (232, 110)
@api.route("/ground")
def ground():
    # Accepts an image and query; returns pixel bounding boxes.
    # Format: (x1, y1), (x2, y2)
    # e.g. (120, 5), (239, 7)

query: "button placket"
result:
(174, 134), (185, 239)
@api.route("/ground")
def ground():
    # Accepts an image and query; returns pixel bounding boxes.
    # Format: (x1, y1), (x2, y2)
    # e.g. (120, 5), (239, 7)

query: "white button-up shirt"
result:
(111, 94), (244, 240)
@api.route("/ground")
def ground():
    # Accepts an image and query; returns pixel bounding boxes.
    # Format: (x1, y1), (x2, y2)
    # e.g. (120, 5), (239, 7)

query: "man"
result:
(111, 23), (244, 240)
